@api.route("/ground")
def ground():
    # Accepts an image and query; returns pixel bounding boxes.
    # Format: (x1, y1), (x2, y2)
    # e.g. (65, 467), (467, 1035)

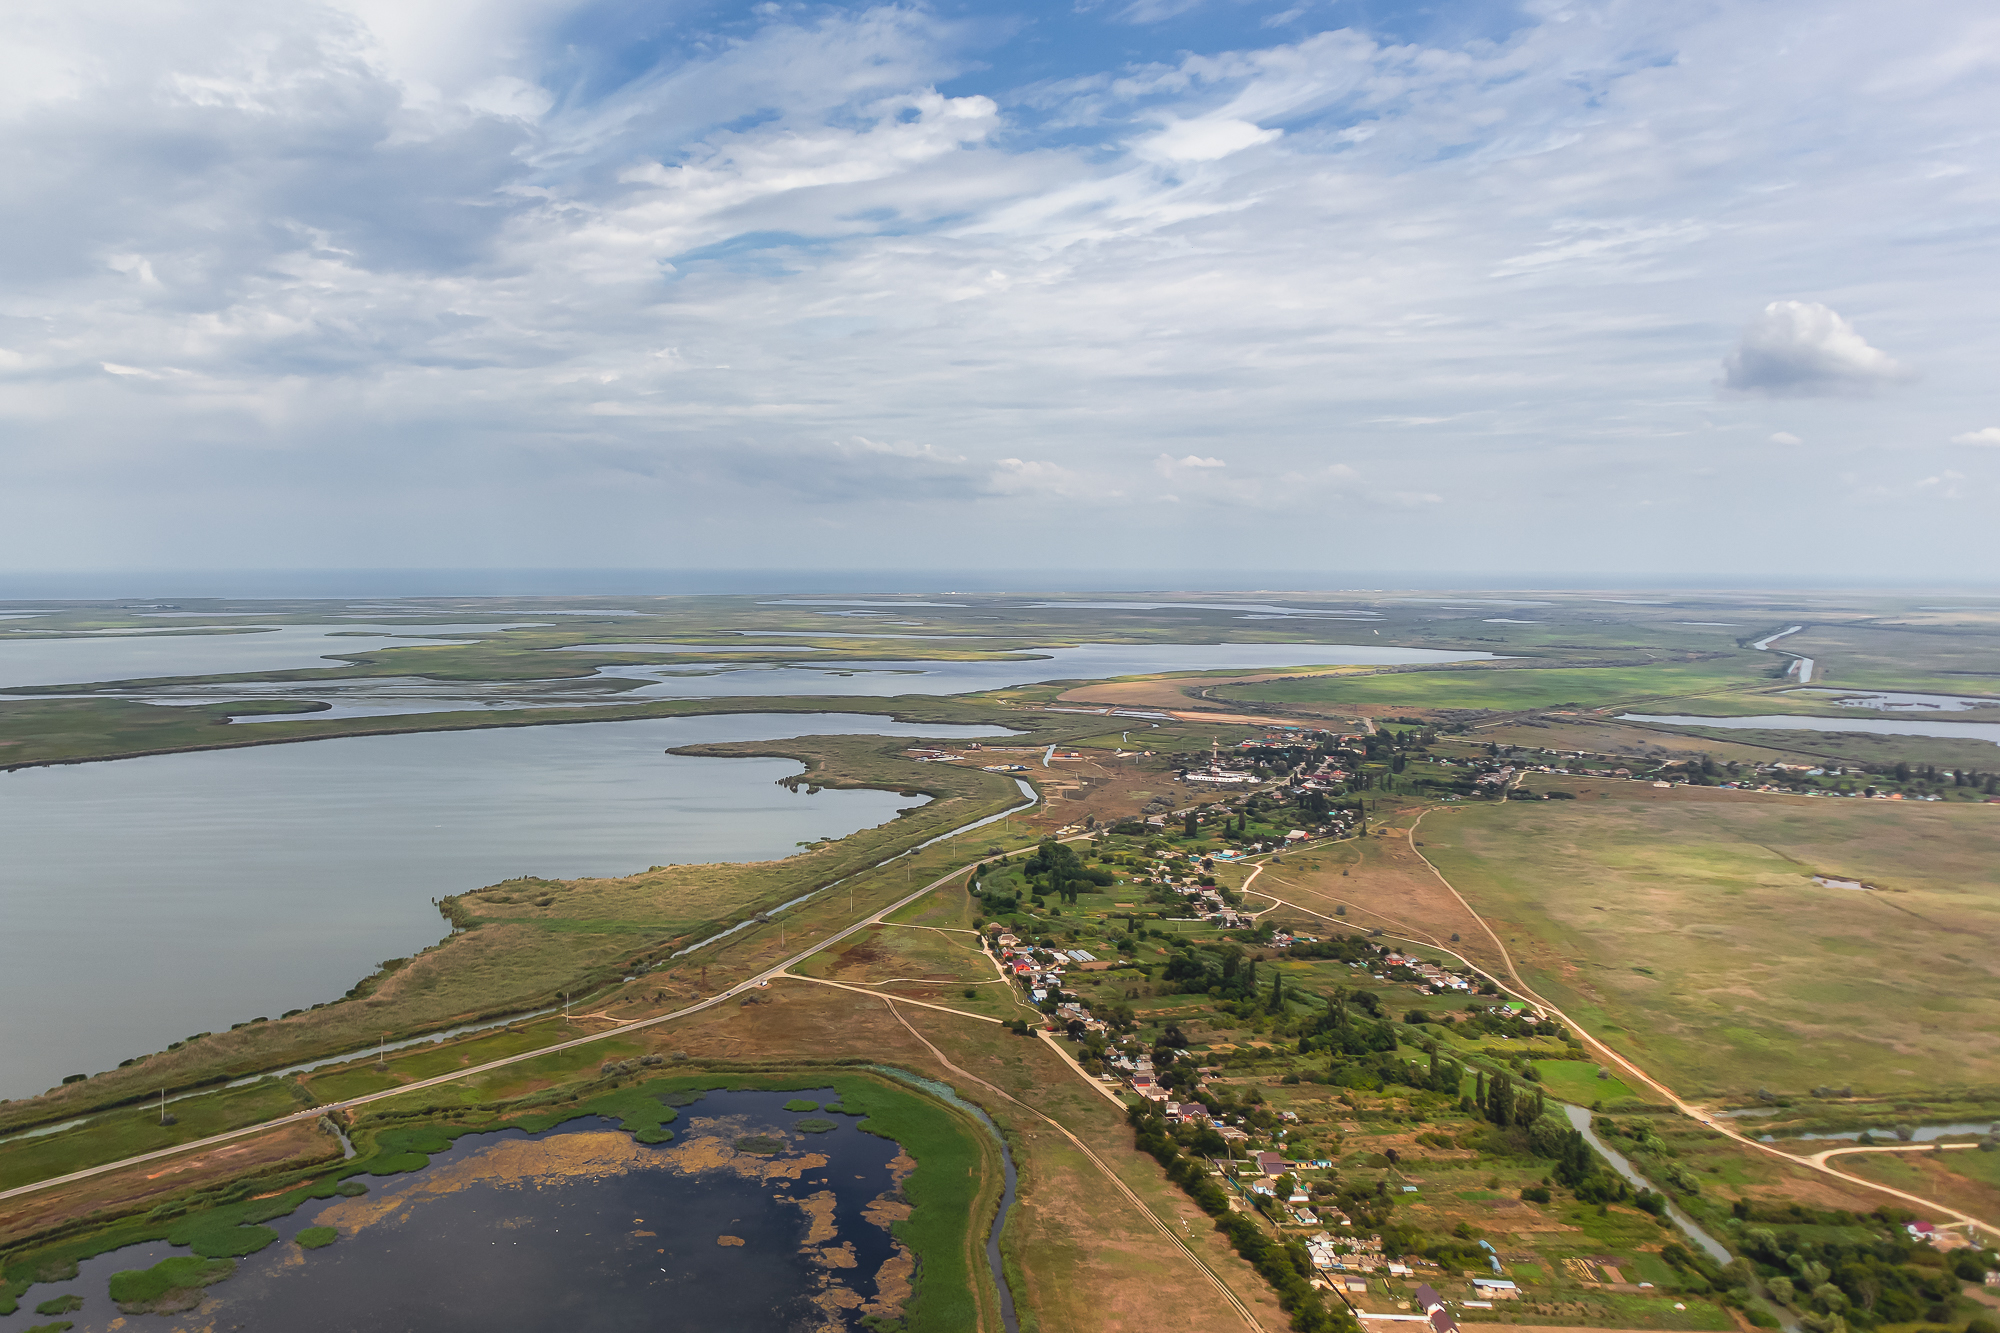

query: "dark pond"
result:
(0, 1090), (914, 1333)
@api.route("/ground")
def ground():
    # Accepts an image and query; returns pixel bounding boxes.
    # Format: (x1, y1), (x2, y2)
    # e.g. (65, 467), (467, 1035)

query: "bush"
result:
(783, 1099), (822, 1112)
(34, 1295), (84, 1315)
(1521, 1186), (1551, 1203)
(108, 1256), (236, 1313)
(295, 1226), (338, 1250)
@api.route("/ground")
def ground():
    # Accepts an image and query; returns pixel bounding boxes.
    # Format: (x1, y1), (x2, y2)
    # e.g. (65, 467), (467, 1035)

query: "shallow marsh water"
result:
(1620, 712), (2000, 748)
(0, 623), (542, 689)
(0, 1091), (916, 1333)
(26, 639), (1496, 722)
(0, 715), (1008, 1098)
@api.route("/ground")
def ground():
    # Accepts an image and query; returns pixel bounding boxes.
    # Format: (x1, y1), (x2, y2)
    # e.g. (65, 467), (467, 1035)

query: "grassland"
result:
(1416, 793), (2000, 1098)
(1210, 658), (1783, 715)
(1838, 1147), (2000, 1226)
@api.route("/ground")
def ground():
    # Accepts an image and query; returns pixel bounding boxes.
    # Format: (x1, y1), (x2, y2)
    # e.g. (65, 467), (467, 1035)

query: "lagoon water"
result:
(1620, 712), (2000, 748)
(23, 639), (1495, 723)
(0, 622), (541, 689)
(0, 1091), (911, 1333)
(582, 641), (1493, 701)
(0, 715), (1009, 1099)
(1788, 687), (2000, 712)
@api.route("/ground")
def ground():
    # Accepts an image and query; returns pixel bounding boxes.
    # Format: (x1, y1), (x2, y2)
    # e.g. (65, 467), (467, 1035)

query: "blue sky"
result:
(1, 0), (1995, 580)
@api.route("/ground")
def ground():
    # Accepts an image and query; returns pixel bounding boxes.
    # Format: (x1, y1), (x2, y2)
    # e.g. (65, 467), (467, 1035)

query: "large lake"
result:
(22, 639), (1498, 722)
(0, 715), (1008, 1098)
(0, 1090), (919, 1333)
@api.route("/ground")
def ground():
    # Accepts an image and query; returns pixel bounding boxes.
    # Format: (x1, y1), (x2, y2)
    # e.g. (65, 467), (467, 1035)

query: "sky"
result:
(1, 0), (1996, 583)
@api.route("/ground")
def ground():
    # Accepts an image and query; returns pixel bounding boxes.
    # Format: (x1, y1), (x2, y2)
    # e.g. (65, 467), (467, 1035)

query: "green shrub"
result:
(783, 1099), (822, 1112)
(34, 1295), (83, 1315)
(295, 1227), (338, 1250)
(108, 1256), (236, 1312)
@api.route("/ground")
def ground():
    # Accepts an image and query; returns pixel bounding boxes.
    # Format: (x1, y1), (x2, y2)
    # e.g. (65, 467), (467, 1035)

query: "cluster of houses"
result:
(1378, 951), (1475, 995)
(987, 928), (1109, 1008)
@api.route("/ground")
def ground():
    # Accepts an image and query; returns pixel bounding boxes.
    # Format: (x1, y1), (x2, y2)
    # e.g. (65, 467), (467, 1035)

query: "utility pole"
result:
(158, 1088), (171, 1125)
(375, 1034), (387, 1071)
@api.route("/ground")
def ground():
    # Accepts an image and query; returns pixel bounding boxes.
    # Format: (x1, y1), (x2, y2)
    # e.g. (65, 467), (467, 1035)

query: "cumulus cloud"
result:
(1950, 427), (2000, 446)
(1720, 302), (1915, 398)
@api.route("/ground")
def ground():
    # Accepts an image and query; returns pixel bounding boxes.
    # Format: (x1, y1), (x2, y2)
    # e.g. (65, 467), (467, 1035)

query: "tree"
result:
(1185, 811), (1198, 838)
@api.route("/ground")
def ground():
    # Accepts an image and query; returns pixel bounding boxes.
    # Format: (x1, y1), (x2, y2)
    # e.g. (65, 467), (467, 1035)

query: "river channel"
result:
(0, 715), (1010, 1099)
(0, 1088), (954, 1333)
(1619, 713), (2000, 748)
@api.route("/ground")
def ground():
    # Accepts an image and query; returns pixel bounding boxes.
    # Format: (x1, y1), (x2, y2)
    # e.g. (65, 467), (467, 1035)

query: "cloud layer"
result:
(0, 0), (1996, 578)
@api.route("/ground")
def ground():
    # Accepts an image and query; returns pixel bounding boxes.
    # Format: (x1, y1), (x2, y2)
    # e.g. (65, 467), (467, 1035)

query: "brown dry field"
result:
(1034, 752), (1203, 827)
(0, 1122), (335, 1249)
(1837, 1149), (2000, 1226)
(1232, 806), (1513, 980)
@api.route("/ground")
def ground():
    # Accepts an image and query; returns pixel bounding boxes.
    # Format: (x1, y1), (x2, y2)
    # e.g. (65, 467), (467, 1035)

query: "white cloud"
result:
(1136, 116), (1280, 162)
(1720, 301), (1915, 398)
(1770, 432), (1803, 445)
(0, 0), (1996, 577)
(1949, 427), (2000, 446)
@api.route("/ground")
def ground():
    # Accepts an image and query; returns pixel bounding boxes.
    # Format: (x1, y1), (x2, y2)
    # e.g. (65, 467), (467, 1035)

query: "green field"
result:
(1419, 795), (2000, 1099)
(1213, 659), (1781, 714)
(0, 1080), (306, 1193)
(1530, 1059), (1639, 1106)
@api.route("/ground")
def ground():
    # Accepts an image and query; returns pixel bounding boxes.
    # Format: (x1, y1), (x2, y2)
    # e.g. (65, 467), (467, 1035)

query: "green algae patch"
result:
(109, 1255), (236, 1313)
(734, 1135), (786, 1155)
(794, 1118), (838, 1133)
(295, 1227), (339, 1250)
(783, 1099), (822, 1112)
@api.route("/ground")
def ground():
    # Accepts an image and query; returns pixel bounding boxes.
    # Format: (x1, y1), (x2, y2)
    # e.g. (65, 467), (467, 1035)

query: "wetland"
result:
(0, 1085), (957, 1333)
